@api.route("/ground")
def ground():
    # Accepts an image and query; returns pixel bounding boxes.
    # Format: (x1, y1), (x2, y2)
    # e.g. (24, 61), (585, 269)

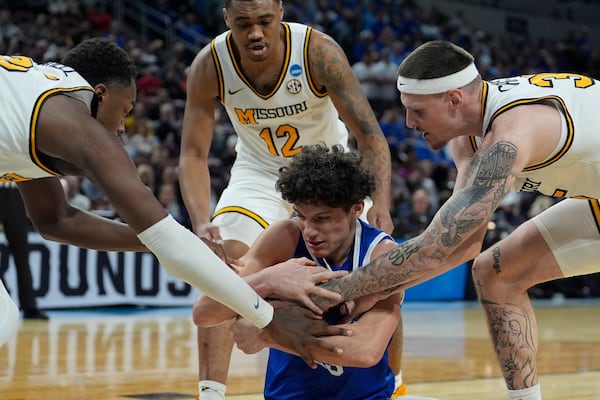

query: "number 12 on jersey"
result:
(258, 124), (302, 157)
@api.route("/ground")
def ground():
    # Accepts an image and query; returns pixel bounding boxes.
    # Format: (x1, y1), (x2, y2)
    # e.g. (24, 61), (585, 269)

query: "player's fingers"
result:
(310, 286), (343, 302)
(297, 257), (317, 266)
(296, 347), (318, 369)
(314, 269), (347, 282)
(309, 337), (344, 356)
(298, 296), (323, 315)
(314, 325), (353, 338)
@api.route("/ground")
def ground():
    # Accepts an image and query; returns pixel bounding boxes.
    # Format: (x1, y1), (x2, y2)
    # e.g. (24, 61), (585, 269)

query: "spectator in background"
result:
(158, 181), (183, 223)
(352, 48), (380, 117)
(393, 188), (434, 240)
(379, 107), (407, 154)
(137, 163), (157, 194)
(372, 47), (400, 116)
(137, 64), (164, 99)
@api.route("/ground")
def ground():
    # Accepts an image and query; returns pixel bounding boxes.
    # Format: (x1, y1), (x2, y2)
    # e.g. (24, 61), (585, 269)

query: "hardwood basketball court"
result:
(2, 299), (600, 399)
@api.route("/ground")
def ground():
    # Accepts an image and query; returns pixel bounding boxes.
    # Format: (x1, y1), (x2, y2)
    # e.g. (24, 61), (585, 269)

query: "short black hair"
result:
(398, 40), (474, 80)
(61, 37), (137, 87)
(276, 144), (376, 210)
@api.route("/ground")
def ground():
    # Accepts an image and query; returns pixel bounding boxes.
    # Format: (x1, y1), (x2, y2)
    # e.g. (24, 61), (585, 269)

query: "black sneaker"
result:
(23, 309), (49, 320)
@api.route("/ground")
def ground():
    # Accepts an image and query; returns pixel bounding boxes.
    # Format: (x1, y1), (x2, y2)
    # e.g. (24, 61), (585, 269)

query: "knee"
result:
(471, 251), (494, 284)
(472, 248), (531, 298)
(471, 249), (509, 296)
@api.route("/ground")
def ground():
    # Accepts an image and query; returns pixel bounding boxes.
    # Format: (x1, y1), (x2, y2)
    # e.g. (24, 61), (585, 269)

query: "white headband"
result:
(396, 63), (479, 94)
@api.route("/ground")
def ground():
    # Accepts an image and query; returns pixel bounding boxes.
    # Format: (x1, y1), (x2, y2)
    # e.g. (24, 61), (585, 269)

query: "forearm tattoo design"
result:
(314, 142), (519, 308)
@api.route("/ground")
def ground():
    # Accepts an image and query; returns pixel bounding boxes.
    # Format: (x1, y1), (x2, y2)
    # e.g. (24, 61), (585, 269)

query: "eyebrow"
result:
(233, 13), (274, 22)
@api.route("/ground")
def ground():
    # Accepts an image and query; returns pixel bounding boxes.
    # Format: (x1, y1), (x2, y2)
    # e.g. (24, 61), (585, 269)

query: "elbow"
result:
(192, 307), (219, 327)
(32, 221), (63, 243)
(340, 338), (386, 367)
(352, 345), (385, 368)
(192, 298), (225, 327)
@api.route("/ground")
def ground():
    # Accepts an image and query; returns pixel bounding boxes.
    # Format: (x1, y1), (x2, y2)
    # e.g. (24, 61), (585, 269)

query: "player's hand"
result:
(197, 222), (224, 244)
(199, 237), (243, 272)
(259, 257), (347, 314)
(230, 318), (268, 354)
(263, 301), (353, 368)
(366, 205), (394, 235)
(330, 294), (380, 323)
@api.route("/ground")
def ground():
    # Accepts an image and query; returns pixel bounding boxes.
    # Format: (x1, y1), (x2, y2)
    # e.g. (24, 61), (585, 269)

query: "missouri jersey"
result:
(211, 22), (349, 178)
(264, 220), (395, 400)
(470, 73), (600, 199)
(0, 56), (94, 183)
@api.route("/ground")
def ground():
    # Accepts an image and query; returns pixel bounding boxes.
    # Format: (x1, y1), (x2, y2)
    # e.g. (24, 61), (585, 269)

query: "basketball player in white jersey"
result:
(0, 38), (350, 360)
(311, 40), (600, 400)
(177, 1), (417, 399)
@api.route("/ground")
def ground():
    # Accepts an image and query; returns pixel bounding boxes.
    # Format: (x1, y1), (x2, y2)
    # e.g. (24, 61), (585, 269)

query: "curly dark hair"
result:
(276, 144), (376, 210)
(61, 37), (137, 87)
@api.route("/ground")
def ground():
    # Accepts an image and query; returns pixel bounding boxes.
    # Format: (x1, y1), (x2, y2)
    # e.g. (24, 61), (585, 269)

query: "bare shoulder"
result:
(371, 238), (398, 259)
(242, 219), (300, 270)
(186, 43), (219, 92)
(263, 219), (301, 238)
(250, 219), (300, 254)
(306, 28), (352, 89)
(485, 102), (561, 169)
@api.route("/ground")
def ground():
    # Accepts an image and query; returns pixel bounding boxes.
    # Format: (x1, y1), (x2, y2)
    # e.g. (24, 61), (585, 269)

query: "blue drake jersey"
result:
(264, 220), (395, 400)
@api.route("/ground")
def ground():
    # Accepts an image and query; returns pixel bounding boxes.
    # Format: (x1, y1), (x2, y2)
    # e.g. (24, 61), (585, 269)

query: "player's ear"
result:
(94, 84), (107, 102)
(223, 8), (230, 28)
(352, 202), (364, 218)
(446, 89), (462, 107)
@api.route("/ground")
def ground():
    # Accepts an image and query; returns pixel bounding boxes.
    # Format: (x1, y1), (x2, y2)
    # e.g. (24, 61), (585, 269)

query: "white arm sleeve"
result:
(138, 215), (273, 328)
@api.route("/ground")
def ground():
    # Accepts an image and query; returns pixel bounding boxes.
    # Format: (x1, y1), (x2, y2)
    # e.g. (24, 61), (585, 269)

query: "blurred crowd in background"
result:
(1, 0), (599, 298)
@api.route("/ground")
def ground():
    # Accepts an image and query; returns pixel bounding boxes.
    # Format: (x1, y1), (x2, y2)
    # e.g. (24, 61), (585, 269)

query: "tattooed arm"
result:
(314, 139), (521, 309)
(308, 30), (393, 234)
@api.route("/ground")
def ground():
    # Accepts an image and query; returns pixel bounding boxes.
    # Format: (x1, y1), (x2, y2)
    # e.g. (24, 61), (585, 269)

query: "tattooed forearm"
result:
(313, 142), (519, 310)
(313, 236), (429, 309)
(471, 142), (517, 205)
(440, 142), (517, 247)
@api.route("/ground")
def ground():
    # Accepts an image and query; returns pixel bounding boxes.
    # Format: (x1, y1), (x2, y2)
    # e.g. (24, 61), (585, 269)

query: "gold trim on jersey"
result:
(30, 86), (94, 176)
(587, 199), (600, 235)
(303, 26), (327, 98)
(224, 23), (291, 100)
(491, 95), (573, 171)
(212, 206), (270, 229)
(211, 39), (225, 101)
(469, 84), (573, 172)
(468, 81), (490, 153)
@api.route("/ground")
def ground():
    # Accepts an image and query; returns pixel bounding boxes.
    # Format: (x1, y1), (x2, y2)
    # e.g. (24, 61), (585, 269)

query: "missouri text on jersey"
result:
(234, 101), (308, 124)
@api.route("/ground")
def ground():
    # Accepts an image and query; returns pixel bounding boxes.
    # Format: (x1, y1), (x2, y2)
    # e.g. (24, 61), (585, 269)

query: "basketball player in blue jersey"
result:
(309, 40), (600, 400)
(0, 38), (350, 360)
(193, 145), (437, 400)
(178, 1), (405, 398)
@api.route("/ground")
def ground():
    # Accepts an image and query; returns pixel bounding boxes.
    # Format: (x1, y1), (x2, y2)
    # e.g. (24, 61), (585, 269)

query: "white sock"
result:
(394, 370), (403, 390)
(507, 384), (541, 400)
(199, 380), (226, 400)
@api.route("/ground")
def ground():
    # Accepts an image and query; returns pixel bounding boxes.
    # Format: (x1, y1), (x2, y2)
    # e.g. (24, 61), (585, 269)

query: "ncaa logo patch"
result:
(289, 64), (302, 77)
(286, 79), (302, 94)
